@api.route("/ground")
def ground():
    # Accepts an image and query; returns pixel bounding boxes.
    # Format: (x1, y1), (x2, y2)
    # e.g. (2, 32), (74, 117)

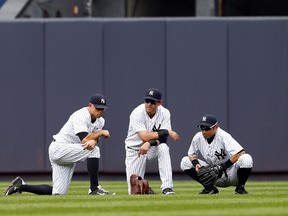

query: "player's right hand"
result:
(138, 142), (150, 157)
(82, 139), (97, 150)
(195, 164), (201, 172)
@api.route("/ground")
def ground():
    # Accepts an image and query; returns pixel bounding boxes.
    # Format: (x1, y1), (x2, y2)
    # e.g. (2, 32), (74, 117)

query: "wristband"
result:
(191, 159), (200, 167)
(222, 159), (233, 170)
(148, 140), (158, 146)
(157, 129), (169, 139)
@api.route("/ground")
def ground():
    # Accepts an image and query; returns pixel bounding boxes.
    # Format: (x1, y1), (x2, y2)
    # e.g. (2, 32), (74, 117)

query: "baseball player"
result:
(125, 88), (180, 195)
(180, 114), (253, 194)
(4, 93), (115, 196)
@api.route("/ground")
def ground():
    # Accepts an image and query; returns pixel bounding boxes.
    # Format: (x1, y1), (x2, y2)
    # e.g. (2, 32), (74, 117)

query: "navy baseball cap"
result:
(143, 88), (162, 101)
(90, 94), (108, 109)
(197, 114), (218, 128)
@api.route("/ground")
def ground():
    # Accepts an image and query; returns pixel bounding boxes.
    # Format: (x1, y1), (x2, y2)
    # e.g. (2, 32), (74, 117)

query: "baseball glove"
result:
(197, 164), (223, 186)
(130, 174), (150, 195)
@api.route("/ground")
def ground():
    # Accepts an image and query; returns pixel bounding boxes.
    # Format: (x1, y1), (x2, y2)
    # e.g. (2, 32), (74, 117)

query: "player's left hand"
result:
(169, 130), (180, 141)
(101, 130), (111, 138)
(82, 139), (97, 150)
(197, 164), (223, 186)
(138, 142), (150, 156)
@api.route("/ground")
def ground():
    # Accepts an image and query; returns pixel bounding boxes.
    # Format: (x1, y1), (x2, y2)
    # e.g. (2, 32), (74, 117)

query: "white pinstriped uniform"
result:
(180, 127), (253, 187)
(48, 107), (104, 195)
(125, 104), (173, 194)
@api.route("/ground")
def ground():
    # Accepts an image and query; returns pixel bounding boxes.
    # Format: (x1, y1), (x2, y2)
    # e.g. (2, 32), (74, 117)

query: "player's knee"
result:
(180, 156), (192, 171)
(238, 154), (253, 168)
(52, 188), (67, 195)
(157, 143), (169, 153)
(90, 146), (100, 158)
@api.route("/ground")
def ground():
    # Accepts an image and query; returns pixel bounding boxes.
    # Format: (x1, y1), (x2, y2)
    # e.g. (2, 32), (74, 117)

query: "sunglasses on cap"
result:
(94, 105), (105, 111)
(199, 126), (212, 131)
(199, 123), (217, 131)
(144, 99), (157, 105)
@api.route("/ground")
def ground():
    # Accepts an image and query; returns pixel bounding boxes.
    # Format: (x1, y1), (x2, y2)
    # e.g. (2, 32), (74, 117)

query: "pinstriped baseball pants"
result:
(125, 143), (173, 194)
(180, 154), (253, 187)
(48, 141), (100, 195)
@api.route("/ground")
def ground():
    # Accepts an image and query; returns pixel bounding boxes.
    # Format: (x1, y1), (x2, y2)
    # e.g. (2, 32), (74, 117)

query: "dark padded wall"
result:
(0, 21), (45, 171)
(0, 18), (288, 174)
(103, 19), (166, 173)
(228, 20), (288, 172)
(166, 19), (228, 170)
(45, 20), (104, 172)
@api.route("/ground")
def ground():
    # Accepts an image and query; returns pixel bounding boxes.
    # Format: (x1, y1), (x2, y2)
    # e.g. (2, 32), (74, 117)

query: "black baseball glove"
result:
(197, 164), (224, 186)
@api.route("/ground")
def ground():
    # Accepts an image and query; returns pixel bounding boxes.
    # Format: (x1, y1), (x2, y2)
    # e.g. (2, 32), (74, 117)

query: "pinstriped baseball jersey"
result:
(188, 127), (243, 165)
(125, 103), (174, 193)
(53, 107), (105, 143)
(49, 107), (105, 195)
(125, 104), (171, 147)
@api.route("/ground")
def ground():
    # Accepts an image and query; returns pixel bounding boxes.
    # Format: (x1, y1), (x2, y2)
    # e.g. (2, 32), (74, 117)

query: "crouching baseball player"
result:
(180, 114), (253, 195)
(4, 93), (115, 196)
(125, 88), (180, 195)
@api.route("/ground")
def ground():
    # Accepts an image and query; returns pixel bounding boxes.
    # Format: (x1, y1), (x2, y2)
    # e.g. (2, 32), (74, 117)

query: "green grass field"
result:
(0, 180), (287, 216)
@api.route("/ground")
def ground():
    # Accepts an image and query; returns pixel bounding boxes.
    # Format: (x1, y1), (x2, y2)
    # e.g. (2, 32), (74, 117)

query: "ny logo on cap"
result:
(101, 98), (105, 104)
(202, 117), (207, 122)
(149, 91), (154, 96)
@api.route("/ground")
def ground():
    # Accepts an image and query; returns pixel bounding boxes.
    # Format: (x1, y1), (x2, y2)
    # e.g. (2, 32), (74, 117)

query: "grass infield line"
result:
(0, 180), (287, 216)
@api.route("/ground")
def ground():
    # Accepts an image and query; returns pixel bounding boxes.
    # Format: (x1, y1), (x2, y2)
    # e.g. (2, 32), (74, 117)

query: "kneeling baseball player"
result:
(180, 114), (253, 194)
(4, 93), (115, 196)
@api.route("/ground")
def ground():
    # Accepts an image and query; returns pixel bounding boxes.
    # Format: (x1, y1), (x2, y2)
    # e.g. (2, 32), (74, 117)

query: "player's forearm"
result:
(189, 156), (201, 171)
(189, 156), (198, 161)
(138, 129), (171, 142)
(230, 150), (246, 163)
(138, 131), (159, 142)
(82, 130), (104, 143)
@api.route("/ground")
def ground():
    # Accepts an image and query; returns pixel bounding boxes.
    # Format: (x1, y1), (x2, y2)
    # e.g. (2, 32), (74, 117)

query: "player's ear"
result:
(158, 100), (163, 105)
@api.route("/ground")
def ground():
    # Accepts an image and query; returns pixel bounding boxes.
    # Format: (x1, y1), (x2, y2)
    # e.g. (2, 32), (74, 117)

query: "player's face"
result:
(88, 103), (105, 119)
(144, 99), (161, 118)
(200, 125), (218, 139)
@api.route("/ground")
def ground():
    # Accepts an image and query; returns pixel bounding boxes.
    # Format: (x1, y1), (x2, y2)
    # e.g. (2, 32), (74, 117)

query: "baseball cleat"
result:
(88, 185), (116, 195)
(199, 186), (219, 194)
(3, 176), (25, 196)
(162, 188), (175, 195)
(235, 186), (249, 194)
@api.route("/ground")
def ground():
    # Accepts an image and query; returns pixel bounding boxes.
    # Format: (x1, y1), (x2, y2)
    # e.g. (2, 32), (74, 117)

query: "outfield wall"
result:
(0, 18), (287, 174)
